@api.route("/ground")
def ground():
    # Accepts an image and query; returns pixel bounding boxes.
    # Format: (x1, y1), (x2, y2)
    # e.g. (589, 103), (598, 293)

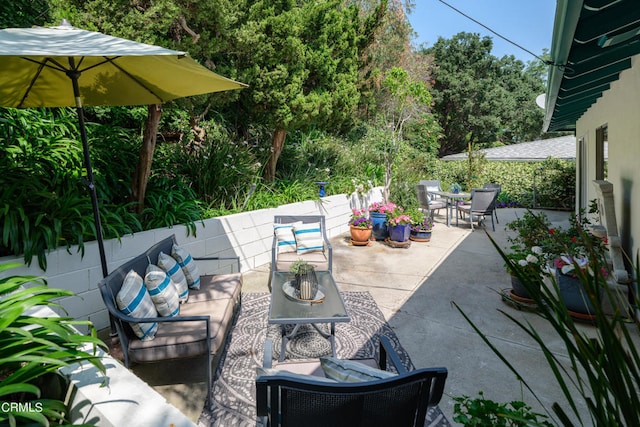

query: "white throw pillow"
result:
(116, 270), (158, 341)
(274, 222), (300, 254)
(144, 264), (180, 317)
(292, 222), (324, 255)
(171, 244), (201, 290)
(157, 251), (189, 303)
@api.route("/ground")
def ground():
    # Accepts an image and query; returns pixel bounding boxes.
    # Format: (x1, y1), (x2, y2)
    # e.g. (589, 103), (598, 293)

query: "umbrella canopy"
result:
(0, 21), (246, 277)
(0, 22), (246, 107)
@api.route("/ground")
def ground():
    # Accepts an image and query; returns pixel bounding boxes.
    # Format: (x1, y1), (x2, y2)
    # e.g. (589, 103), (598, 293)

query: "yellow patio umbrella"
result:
(0, 20), (247, 276)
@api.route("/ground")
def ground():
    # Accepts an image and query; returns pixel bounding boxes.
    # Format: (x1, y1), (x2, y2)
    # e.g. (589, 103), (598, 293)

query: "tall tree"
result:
(427, 32), (545, 156)
(377, 67), (430, 201)
(47, 0), (240, 211)
(0, 0), (50, 28)
(233, 0), (364, 181)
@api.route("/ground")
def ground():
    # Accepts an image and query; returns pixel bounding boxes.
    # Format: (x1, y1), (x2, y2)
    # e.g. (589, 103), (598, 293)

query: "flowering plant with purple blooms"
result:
(348, 209), (372, 228)
(411, 216), (434, 232)
(368, 201), (397, 214)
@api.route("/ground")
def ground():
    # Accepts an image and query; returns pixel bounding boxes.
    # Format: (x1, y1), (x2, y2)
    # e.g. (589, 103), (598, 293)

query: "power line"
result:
(437, 0), (552, 64)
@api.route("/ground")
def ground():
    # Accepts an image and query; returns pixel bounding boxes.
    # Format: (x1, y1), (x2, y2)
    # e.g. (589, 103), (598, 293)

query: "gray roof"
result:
(441, 135), (577, 161)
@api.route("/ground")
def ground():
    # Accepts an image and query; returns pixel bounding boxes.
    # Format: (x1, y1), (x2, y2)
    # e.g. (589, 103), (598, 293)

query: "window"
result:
(596, 125), (607, 180)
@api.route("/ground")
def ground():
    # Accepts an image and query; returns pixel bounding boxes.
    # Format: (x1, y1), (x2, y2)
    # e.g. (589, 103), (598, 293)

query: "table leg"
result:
(280, 324), (302, 362)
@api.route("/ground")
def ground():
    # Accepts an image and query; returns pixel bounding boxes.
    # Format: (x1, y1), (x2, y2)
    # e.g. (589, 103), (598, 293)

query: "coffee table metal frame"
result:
(268, 270), (350, 362)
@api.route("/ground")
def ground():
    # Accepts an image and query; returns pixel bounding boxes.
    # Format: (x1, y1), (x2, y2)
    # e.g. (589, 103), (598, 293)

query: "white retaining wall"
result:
(0, 188), (384, 333)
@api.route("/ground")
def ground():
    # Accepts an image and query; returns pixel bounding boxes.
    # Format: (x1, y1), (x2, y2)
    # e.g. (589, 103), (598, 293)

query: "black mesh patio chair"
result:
(256, 336), (448, 427)
(457, 188), (498, 231)
(482, 182), (502, 224)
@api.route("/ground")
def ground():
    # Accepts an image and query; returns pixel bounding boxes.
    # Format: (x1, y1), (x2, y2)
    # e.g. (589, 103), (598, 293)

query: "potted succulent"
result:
(407, 209), (434, 242)
(289, 259), (318, 300)
(348, 208), (372, 245)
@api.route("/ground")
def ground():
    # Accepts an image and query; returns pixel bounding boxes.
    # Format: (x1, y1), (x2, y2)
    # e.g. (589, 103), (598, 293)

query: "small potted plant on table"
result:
(289, 259), (319, 300)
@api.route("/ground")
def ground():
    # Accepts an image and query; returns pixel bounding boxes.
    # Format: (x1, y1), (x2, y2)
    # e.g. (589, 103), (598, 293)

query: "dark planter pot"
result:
(388, 224), (411, 242)
(557, 271), (596, 314)
(410, 229), (432, 242)
(510, 274), (540, 299)
(370, 212), (388, 240)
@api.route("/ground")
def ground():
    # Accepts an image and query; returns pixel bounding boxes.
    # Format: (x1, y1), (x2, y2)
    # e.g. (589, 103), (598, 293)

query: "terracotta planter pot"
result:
(350, 225), (372, 244)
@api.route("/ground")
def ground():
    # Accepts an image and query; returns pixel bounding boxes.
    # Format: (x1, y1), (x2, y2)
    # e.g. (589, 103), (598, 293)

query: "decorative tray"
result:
(282, 280), (325, 304)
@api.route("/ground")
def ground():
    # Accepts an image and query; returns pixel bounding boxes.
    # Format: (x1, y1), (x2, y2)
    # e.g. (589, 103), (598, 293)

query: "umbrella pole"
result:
(68, 70), (109, 279)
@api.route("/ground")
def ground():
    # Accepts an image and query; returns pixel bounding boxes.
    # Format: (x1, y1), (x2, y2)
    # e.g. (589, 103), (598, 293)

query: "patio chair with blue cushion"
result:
(256, 336), (448, 427)
(270, 215), (332, 288)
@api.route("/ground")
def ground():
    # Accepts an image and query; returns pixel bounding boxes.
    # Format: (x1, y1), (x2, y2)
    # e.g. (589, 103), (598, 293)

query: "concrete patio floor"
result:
(132, 207), (635, 425)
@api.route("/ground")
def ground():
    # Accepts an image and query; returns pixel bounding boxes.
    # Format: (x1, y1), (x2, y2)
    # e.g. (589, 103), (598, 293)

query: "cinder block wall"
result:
(0, 189), (383, 333)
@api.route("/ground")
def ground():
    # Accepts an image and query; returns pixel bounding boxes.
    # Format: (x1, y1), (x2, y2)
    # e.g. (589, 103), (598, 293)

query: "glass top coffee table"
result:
(269, 270), (351, 361)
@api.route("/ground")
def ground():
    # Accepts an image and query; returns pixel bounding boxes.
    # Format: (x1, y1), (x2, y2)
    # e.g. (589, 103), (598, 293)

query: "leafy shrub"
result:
(453, 391), (552, 426)
(0, 262), (106, 425)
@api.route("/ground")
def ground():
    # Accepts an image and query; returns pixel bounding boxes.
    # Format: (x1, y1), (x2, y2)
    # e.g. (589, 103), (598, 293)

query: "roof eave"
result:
(544, 0), (585, 132)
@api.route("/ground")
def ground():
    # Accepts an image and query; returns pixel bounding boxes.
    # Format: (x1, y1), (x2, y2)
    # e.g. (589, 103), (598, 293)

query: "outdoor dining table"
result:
(431, 190), (471, 227)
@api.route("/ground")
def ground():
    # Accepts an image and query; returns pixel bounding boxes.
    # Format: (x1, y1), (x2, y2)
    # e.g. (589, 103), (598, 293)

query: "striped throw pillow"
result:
(116, 270), (158, 341)
(171, 244), (201, 290)
(292, 222), (324, 255)
(320, 357), (396, 382)
(157, 251), (189, 303)
(144, 264), (180, 317)
(274, 222), (301, 254)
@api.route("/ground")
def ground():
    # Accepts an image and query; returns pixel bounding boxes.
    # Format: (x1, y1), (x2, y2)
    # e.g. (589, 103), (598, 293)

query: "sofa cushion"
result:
(157, 251), (189, 303)
(116, 270), (158, 341)
(292, 222), (324, 255)
(275, 251), (328, 272)
(127, 297), (238, 362)
(144, 264), (180, 317)
(172, 244), (201, 290)
(320, 357), (396, 382)
(274, 222), (300, 254)
(188, 273), (243, 304)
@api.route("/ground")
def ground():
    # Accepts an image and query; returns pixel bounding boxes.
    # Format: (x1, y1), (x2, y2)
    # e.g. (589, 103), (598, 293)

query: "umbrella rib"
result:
(101, 56), (165, 104)
(18, 59), (54, 108)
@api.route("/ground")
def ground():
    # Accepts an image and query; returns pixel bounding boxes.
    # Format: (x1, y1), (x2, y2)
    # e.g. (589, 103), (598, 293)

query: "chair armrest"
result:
(378, 336), (408, 374)
(193, 256), (241, 273)
(263, 339), (274, 368)
(105, 306), (210, 327)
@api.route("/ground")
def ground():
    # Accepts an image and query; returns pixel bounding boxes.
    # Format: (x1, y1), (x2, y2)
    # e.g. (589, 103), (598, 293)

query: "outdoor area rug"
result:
(198, 291), (451, 427)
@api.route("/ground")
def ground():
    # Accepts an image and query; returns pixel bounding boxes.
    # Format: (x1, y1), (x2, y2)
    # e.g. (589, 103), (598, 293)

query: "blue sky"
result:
(407, 0), (557, 63)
